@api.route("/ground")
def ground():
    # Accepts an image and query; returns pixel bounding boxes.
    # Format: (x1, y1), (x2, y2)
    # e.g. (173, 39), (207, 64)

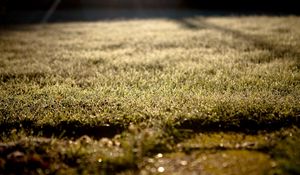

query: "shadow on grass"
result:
(177, 18), (300, 64)
(1, 112), (299, 139)
(0, 119), (125, 139)
(174, 115), (300, 134)
(0, 72), (47, 83)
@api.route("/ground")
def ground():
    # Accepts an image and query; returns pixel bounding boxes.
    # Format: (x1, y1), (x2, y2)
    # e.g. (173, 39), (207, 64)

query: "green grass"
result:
(0, 16), (300, 174)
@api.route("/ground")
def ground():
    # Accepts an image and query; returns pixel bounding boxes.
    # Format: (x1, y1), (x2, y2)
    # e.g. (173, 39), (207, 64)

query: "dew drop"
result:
(180, 160), (188, 166)
(158, 167), (165, 173)
(156, 153), (163, 158)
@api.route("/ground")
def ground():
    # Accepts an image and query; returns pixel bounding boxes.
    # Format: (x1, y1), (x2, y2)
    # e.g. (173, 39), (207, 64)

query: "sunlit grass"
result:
(0, 16), (300, 174)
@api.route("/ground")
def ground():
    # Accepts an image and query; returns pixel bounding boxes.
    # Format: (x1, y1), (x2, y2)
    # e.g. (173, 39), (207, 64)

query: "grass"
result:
(0, 15), (300, 174)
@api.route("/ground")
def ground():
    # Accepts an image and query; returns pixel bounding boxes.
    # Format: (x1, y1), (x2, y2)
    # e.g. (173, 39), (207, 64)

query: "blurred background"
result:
(0, 0), (299, 24)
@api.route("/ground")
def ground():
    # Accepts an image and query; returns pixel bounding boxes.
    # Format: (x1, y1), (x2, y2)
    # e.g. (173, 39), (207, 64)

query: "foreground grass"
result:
(0, 15), (300, 174)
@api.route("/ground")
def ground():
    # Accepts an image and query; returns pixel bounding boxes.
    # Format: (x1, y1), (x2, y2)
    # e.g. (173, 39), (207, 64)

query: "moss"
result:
(270, 127), (300, 175)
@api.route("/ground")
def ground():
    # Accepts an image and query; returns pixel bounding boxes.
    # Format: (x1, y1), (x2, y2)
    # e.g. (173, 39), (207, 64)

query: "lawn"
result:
(0, 15), (300, 174)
